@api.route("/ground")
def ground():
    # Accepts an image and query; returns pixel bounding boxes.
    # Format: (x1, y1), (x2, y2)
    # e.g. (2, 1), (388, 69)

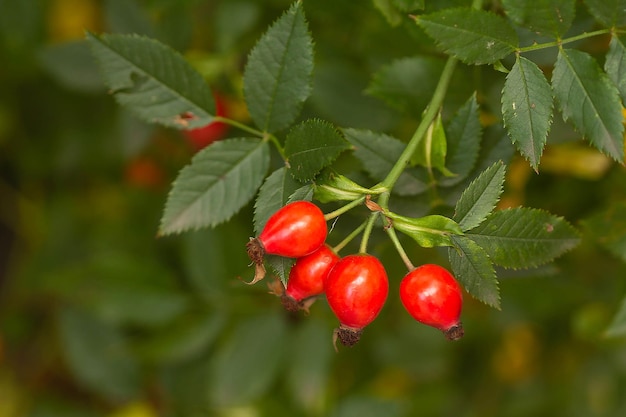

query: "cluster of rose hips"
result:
(246, 201), (464, 349)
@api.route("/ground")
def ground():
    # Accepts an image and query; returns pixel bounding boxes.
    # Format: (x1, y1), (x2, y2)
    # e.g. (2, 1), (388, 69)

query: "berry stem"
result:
(324, 196), (366, 221)
(332, 221), (366, 254)
(359, 211), (380, 254)
(385, 226), (415, 271)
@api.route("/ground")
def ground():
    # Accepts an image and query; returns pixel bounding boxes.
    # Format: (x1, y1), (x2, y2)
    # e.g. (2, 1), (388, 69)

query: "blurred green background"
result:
(1, 0), (626, 416)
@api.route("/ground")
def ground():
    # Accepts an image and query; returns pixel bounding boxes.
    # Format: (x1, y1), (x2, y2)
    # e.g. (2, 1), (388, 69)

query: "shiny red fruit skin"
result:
(259, 201), (327, 258)
(286, 244), (339, 302)
(399, 264), (462, 332)
(325, 254), (389, 329)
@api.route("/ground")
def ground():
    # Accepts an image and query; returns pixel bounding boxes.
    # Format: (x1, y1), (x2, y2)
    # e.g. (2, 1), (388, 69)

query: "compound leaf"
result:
(584, 0), (626, 28)
(502, 0), (575, 37)
(552, 49), (624, 163)
(502, 56), (553, 170)
(454, 161), (506, 231)
(285, 119), (351, 182)
(160, 138), (269, 235)
(439, 93), (482, 187)
(449, 235), (500, 308)
(243, 1), (313, 133)
(417, 8), (518, 65)
(87, 32), (215, 129)
(467, 207), (581, 268)
(605, 35), (626, 104)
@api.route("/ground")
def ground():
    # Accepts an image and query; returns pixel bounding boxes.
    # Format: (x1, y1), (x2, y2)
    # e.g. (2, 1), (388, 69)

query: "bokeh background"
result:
(2, 0), (626, 416)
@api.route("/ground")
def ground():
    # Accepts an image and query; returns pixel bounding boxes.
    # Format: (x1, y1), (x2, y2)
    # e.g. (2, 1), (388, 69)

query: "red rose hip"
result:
(246, 201), (327, 284)
(399, 264), (464, 340)
(280, 244), (339, 312)
(325, 254), (389, 348)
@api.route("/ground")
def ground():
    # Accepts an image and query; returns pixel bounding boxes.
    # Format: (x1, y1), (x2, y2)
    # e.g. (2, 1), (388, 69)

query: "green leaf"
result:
(388, 213), (463, 248)
(502, 56), (553, 171)
(58, 307), (140, 401)
(87, 33), (215, 129)
(343, 128), (428, 195)
(605, 35), (626, 104)
(411, 112), (453, 176)
(438, 93), (482, 187)
(552, 49), (625, 163)
(160, 138), (270, 235)
(367, 56), (444, 115)
(606, 296), (626, 337)
(584, 0), (626, 28)
(286, 318), (334, 409)
(243, 1), (313, 133)
(502, 0), (575, 37)
(582, 200), (626, 263)
(454, 161), (506, 232)
(209, 313), (287, 406)
(253, 167), (303, 235)
(448, 235), (500, 308)
(285, 119), (351, 182)
(266, 254), (296, 286)
(417, 8), (518, 65)
(137, 312), (226, 364)
(288, 184), (315, 202)
(467, 207), (581, 268)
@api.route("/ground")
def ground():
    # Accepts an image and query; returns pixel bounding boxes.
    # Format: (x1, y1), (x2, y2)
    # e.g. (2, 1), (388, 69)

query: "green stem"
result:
(518, 29), (611, 53)
(332, 222), (366, 254)
(379, 56), (458, 199)
(359, 212), (380, 254)
(324, 196), (366, 221)
(385, 226), (415, 271)
(214, 116), (264, 137)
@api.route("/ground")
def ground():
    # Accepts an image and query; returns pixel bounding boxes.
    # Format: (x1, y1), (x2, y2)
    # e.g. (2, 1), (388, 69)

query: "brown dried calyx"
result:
(332, 325), (363, 351)
(244, 238), (266, 285)
(268, 279), (316, 314)
(443, 323), (464, 341)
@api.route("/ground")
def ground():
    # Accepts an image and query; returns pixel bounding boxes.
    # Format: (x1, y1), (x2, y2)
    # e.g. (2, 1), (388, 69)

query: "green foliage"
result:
(502, 0), (575, 37)
(605, 35), (626, 103)
(453, 161), (506, 232)
(343, 128), (428, 195)
(58, 307), (140, 402)
(552, 48), (625, 163)
(417, 8), (518, 65)
(438, 94), (482, 187)
(448, 235), (499, 308)
(160, 138), (270, 234)
(285, 119), (351, 182)
(243, 1), (313, 133)
(208, 313), (287, 406)
(502, 56), (553, 170)
(467, 208), (581, 269)
(584, 0), (626, 27)
(87, 33), (216, 129)
(6, 1), (626, 416)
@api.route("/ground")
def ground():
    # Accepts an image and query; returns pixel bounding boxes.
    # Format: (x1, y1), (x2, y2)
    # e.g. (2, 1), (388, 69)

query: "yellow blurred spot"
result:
(48, 0), (100, 42)
(540, 143), (612, 180)
(491, 322), (539, 383)
(107, 402), (157, 417)
(369, 367), (413, 399)
(479, 111), (499, 127)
